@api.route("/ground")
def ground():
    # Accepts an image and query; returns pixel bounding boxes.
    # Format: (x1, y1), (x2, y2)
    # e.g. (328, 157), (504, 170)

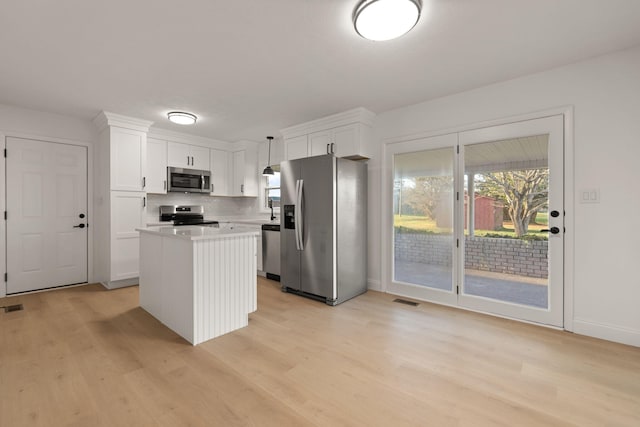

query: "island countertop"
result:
(136, 225), (259, 241)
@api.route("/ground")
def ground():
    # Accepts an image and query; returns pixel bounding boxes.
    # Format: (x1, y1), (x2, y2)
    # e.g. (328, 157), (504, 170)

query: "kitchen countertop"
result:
(145, 218), (280, 227)
(137, 225), (259, 241)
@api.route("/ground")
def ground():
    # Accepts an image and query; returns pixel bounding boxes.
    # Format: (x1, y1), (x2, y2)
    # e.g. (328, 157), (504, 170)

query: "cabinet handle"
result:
(142, 176), (146, 188)
(331, 143), (335, 154)
(241, 184), (244, 194)
(211, 183), (214, 192)
(163, 180), (167, 190)
(143, 197), (146, 208)
(191, 156), (194, 165)
(326, 143), (330, 154)
(187, 155), (190, 165)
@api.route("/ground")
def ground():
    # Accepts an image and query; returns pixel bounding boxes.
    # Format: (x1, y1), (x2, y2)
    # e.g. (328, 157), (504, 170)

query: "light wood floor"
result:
(1, 278), (639, 426)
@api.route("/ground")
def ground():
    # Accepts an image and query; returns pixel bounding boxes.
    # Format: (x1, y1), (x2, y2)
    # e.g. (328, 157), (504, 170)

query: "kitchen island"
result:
(137, 225), (259, 345)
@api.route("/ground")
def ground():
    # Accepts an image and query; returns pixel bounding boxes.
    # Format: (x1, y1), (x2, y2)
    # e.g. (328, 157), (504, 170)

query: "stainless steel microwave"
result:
(167, 167), (211, 193)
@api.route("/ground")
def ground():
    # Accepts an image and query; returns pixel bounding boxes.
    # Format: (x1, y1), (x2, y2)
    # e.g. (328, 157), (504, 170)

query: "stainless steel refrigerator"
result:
(280, 154), (367, 305)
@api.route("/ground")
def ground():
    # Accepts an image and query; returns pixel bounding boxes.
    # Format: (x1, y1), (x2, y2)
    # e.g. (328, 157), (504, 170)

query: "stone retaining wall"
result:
(394, 233), (548, 279)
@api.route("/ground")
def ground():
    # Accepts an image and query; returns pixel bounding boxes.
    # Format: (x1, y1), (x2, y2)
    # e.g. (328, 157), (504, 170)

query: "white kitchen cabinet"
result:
(231, 149), (258, 197)
(168, 142), (211, 170)
(227, 223), (263, 272)
(209, 149), (229, 196)
(94, 111), (153, 290)
(110, 191), (147, 281)
(146, 137), (168, 194)
(284, 135), (309, 160)
(280, 108), (375, 160)
(309, 130), (332, 157)
(110, 127), (147, 191)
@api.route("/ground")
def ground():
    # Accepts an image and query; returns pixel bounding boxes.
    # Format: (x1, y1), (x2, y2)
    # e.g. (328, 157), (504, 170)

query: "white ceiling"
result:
(1, 0), (640, 142)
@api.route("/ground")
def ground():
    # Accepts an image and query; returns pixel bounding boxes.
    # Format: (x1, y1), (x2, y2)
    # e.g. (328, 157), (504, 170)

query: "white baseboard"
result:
(367, 278), (382, 292)
(573, 318), (640, 348)
(102, 277), (139, 290)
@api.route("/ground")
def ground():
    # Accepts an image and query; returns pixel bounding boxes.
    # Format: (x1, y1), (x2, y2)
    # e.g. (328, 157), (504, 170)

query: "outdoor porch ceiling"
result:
(394, 134), (549, 179)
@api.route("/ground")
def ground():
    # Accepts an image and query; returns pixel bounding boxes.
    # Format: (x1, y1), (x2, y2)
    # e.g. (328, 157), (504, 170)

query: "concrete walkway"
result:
(394, 260), (548, 308)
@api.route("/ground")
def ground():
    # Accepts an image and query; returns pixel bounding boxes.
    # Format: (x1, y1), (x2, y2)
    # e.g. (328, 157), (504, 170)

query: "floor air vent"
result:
(3, 304), (24, 313)
(393, 298), (419, 307)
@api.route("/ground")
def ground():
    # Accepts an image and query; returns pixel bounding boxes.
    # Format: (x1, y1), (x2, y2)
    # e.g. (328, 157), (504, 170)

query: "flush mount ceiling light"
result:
(353, 0), (421, 41)
(167, 111), (197, 125)
(262, 136), (275, 176)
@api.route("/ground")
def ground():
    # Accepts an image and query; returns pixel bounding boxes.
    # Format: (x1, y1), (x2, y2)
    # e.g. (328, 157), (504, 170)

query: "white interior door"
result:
(6, 137), (88, 294)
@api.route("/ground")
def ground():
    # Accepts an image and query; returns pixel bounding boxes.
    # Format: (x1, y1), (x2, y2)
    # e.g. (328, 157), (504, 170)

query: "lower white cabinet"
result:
(224, 223), (263, 272)
(110, 191), (146, 282)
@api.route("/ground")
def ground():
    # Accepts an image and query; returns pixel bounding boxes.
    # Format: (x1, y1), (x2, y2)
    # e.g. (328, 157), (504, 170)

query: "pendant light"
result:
(262, 136), (275, 176)
(353, 0), (422, 41)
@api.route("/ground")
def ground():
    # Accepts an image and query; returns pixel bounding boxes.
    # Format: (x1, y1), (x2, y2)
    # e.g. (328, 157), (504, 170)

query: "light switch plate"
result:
(580, 188), (600, 203)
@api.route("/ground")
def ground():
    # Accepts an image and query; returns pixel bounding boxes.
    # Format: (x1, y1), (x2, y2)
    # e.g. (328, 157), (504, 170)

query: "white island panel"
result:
(139, 227), (258, 345)
(194, 236), (257, 344)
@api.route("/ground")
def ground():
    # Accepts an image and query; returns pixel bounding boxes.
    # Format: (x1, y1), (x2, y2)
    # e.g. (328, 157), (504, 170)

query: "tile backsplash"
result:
(147, 193), (260, 220)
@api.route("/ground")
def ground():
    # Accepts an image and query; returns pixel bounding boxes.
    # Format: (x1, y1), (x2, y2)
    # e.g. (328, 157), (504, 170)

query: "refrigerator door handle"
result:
(297, 179), (305, 250)
(294, 180), (301, 250)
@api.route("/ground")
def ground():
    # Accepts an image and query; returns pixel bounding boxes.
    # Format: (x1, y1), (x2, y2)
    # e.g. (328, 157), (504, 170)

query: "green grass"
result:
(394, 214), (549, 240)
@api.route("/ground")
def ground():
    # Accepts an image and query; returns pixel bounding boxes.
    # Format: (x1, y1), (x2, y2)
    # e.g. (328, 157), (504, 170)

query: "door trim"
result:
(2, 132), (94, 298)
(381, 106), (575, 331)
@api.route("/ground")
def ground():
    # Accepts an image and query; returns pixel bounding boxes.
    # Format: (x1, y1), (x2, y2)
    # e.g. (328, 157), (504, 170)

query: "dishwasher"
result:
(262, 224), (280, 281)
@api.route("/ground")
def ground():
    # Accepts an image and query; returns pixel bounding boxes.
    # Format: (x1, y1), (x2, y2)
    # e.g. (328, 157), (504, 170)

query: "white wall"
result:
(368, 45), (640, 346)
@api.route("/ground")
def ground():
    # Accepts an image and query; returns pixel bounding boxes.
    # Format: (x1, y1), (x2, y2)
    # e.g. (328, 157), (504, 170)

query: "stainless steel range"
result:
(159, 205), (219, 227)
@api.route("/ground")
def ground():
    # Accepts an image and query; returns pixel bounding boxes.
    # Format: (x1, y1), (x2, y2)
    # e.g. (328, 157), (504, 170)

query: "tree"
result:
(402, 176), (452, 219)
(476, 169), (548, 237)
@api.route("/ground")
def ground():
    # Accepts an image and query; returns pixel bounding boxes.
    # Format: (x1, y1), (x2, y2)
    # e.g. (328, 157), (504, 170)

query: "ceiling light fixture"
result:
(167, 111), (197, 125)
(262, 136), (275, 176)
(353, 0), (421, 41)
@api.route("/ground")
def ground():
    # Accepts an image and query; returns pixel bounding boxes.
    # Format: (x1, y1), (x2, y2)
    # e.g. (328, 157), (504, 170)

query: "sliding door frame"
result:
(381, 107), (575, 331)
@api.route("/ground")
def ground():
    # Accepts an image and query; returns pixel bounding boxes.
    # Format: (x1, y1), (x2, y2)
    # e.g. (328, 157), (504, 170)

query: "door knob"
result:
(541, 227), (560, 234)
(79, 213), (85, 218)
(73, 224), (86, 229)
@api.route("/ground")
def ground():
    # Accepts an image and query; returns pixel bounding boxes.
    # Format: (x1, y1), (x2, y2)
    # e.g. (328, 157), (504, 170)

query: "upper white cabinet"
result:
(110, 127), (147, 192)
(168, 142), (211, 170)
(210, 149), (229, 196)
(284, 135), (309, 161)
(146, 137), (168, 194)
(280, 108), (376, 161)
(231, 148), (258, 197)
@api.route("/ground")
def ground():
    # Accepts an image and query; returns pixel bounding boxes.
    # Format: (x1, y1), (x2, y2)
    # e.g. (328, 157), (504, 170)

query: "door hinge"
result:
(456, 238), (459, 248)
(456, 145), (459, 154)
(456, 285), (459, 294)
(3, 149), (6, 157)
(456, 191), (459, 201)
(4, 273), (7, 282)
(3, 211), (6, 220)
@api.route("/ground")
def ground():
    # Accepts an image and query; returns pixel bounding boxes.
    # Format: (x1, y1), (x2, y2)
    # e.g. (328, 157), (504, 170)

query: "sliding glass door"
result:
(385, 116), (564, 327)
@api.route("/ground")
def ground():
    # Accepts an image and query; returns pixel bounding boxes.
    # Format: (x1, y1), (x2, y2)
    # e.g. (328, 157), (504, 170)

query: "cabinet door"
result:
(111, 191), (146, 281)
(111, 128), (146, 191)
(210, 149), (228, 195)
(309, 130), (332, 157)
(190, 145), (210, 170)
(232, 151), (246, 196)
(147, 138), (168, 194)
(241, 147), (258, 197)
(332, 123), (360, 158)
(284, 135), (309, 160)
(167, 142), (191, 168)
